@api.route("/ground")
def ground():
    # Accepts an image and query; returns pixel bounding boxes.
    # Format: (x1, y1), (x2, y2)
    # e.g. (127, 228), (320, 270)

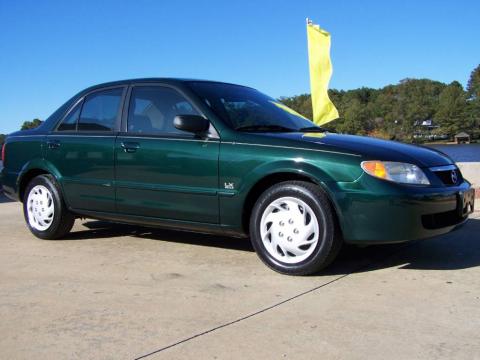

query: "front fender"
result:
(236, 159), (336, 196)
(219, 155), (362, 234)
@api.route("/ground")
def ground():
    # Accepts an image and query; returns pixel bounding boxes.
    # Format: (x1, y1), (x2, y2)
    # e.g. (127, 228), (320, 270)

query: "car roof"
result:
(84, 78), (252, 92)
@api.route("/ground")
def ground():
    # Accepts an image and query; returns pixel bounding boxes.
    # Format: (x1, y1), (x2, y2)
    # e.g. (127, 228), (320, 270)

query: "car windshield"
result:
(188, 82), (320, 132)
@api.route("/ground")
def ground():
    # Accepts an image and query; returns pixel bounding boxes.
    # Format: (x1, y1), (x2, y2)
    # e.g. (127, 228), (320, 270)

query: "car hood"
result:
(246, 132), (453, 168)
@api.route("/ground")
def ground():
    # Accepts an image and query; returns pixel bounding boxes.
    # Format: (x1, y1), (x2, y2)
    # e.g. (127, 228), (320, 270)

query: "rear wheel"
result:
(23, 174), (75, 239)
(249, 181), (342, 275)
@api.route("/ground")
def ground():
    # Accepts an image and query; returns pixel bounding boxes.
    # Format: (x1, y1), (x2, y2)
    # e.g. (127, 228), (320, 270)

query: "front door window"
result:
(128, 86), (200, 136)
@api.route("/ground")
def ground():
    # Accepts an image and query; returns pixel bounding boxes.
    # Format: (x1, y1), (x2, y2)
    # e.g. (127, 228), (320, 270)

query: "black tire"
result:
(23, 174), (75, 240)
(249, 181), (342, 275)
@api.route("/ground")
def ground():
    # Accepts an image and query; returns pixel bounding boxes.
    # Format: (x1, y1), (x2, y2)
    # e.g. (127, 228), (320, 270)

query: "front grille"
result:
(431, 166), (463, 186)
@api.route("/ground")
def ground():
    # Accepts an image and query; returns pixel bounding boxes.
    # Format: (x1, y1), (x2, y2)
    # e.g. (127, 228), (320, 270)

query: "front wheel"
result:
(23, 174), (75, 239)
(249, 181), (342, 275)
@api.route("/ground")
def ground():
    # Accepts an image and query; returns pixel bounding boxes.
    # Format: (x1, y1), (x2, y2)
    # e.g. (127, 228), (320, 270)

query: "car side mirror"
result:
(173, 115), (210, 134)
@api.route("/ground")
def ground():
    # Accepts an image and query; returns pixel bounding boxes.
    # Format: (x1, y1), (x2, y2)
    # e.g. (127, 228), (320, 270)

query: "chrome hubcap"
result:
(260, 196), (319, 264)
(26, 185), (54, 231)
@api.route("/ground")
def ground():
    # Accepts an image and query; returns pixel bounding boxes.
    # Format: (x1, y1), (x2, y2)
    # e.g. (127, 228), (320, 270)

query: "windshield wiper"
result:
(234, 125), (296, 132)
(298, 126), (328, 132)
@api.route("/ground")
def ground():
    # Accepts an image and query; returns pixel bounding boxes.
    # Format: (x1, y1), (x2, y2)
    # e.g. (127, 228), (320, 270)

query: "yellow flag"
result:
(307, 21), (339, 125)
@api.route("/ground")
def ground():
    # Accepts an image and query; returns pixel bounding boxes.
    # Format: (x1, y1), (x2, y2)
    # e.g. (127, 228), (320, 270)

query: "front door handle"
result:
(47, 140), (61, 149)
(121, 142), (140, 153)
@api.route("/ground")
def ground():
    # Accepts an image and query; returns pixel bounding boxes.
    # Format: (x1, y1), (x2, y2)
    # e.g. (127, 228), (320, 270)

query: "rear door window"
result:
(78, 88), (123, 131)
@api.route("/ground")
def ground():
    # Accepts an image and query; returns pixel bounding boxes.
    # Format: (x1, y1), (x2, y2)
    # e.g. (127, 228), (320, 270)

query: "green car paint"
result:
(1, 78), (474, 243)
(115, 134), (220, 223)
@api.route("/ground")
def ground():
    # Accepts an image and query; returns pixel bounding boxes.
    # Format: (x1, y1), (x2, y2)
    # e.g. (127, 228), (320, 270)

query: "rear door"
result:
(46, 87), (125, 212)
(114, 84), (220, 223)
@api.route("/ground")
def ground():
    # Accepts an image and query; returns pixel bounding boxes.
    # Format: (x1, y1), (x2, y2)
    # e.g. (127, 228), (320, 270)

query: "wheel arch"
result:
(17, 160), (62, 202)
(241, 171), (342, 236)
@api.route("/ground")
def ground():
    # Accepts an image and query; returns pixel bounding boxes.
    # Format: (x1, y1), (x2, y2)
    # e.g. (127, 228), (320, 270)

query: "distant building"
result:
(413, 119), (447, 141)
(454, 132), (470, 144)
(413, 119), (438, 130)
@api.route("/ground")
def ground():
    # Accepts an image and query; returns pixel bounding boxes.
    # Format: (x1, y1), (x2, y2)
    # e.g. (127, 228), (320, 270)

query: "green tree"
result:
(336, 98), (373, 135)
(466, 64), (480, 139)
(21, 118), (43, 130)
(392, 79), (445, 141)
(280, 65), (480, 142)
(467, 64), (480, 100)
(434, 81), (468, 138)
(0, 134), (5, 145)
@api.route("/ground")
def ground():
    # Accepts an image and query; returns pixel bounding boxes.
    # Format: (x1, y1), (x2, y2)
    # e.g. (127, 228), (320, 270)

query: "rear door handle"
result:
(47, 140), (61, 149)
(121, 142), (140, 153)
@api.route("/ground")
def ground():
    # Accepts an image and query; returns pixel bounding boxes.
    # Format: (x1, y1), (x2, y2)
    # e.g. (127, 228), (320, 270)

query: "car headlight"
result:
(361, 161), (430, 185)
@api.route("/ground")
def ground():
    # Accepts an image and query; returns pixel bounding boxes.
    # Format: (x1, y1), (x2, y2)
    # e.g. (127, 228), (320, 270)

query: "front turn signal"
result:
(361, 161), (388, 179)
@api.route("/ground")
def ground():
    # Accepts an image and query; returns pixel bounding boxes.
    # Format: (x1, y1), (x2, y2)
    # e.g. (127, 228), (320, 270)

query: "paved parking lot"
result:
(0, 192), (479, 359)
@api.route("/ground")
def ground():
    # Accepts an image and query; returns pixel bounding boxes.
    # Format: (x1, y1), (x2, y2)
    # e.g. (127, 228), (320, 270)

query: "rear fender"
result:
(17, 158), (63, 199)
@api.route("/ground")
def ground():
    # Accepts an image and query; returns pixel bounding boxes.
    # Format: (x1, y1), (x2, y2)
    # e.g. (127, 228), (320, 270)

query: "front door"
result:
(115, 85), (219, 223)
(46, 87), (125, 212)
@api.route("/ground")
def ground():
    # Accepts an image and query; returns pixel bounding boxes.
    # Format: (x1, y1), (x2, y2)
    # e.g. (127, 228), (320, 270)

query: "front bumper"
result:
(333, 175), (475, 244)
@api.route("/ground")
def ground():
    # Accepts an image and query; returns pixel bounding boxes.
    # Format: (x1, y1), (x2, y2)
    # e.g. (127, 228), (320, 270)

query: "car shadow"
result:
(63, 217), (480, 273)
(0, 191), (14, 203)
(63, 220), (255, 252)
(325, 217), (480, 274)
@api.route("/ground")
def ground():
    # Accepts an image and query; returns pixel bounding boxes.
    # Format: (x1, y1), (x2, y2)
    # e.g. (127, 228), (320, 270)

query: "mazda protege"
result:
(1, 79), (475, 275)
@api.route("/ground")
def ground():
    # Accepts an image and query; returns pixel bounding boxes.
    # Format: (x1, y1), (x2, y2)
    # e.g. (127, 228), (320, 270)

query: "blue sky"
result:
(1, 0), (479, 134)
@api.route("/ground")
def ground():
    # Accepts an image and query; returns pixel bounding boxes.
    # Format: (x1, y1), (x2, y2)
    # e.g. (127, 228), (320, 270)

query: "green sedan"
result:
(0, 79), (475, 275)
